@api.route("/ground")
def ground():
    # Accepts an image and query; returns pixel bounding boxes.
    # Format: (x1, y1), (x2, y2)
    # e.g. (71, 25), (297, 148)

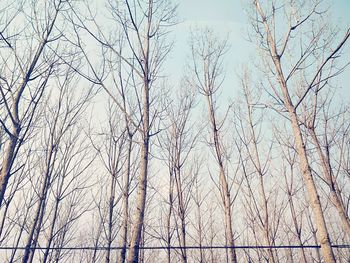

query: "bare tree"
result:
(191, 171), (206, 263)
(21, 68), (93, 263)
(235, 71), (277, 262)
(0, 0), (70, 207)
(158, 85), (197, 263)
(92, 107), (127, 263)
(303, 90), (350, 236)
(189, 29), (237, 263)
(67, 0), (177, 261)
(282, 147), (308, 263)
(1, 1), (349, 262)
(250, 1), (350, 261)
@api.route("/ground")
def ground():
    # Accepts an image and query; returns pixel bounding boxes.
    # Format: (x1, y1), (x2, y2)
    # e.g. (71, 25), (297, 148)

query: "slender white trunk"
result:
(127, 80), (150, 263)
(309, 129), (350, 236)
(244, 87), (275, 263)
(206, 94), (237, 263)
(283, 169), (308, 263)
(254, 2), (336, 261)
(174, 165), (187, 263)
(0, 133), (18, 206)
(119, 137), (132, 263)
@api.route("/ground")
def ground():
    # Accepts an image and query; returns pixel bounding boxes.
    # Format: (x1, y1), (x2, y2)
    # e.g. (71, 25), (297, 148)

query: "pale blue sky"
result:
(178, 0), (350, 24)
(178, 0), (245, 23)
(167, 0), (350, 101)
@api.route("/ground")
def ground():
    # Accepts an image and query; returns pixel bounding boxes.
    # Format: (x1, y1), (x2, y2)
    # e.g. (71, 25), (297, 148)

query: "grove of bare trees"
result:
(0, 0), (349, 262)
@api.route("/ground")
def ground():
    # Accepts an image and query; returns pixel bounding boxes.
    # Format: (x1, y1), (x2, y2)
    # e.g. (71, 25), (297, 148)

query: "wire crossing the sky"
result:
(1, 244), (349, 251)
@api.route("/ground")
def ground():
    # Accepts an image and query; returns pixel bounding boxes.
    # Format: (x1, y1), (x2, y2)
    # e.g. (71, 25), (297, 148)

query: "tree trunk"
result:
(254, 2), (336, 261)
(206, 93), (237, 263)
(127, 79), (150, 262)
(175, 166), (187, 263)
(283, 86), (335, 263)
(166, 179), (173, 263)
(244, 87), (275, 263)
(283, 169), (308, 263)
(0, 133), (18, 207)
(43, 195), (60, 263)
(119, 137), (132, 263)
(22, 142), (56, 263)
(106, 175), (117, 263)
(309, 128), (350, 236)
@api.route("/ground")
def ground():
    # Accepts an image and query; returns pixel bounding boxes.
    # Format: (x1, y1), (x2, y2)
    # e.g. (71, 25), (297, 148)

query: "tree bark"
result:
(283, 167), (308, 263)
(206, 94), (237, 263)
(309, 128), (350, 236)
(119, 137), (133, 263)
(0, 0), (61, 207)
(243, 84), (276, 263)
(0, 133), (18, 206)
(254, 2), (336, 261)
(127, 74), (150, 263)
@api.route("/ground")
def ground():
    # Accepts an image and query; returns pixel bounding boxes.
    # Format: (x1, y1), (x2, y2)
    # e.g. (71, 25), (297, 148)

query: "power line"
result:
(1, 244), (349, 251)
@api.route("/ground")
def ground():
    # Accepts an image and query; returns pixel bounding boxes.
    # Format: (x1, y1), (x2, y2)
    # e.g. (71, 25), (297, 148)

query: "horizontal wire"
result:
(0, 244), (349, 251)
